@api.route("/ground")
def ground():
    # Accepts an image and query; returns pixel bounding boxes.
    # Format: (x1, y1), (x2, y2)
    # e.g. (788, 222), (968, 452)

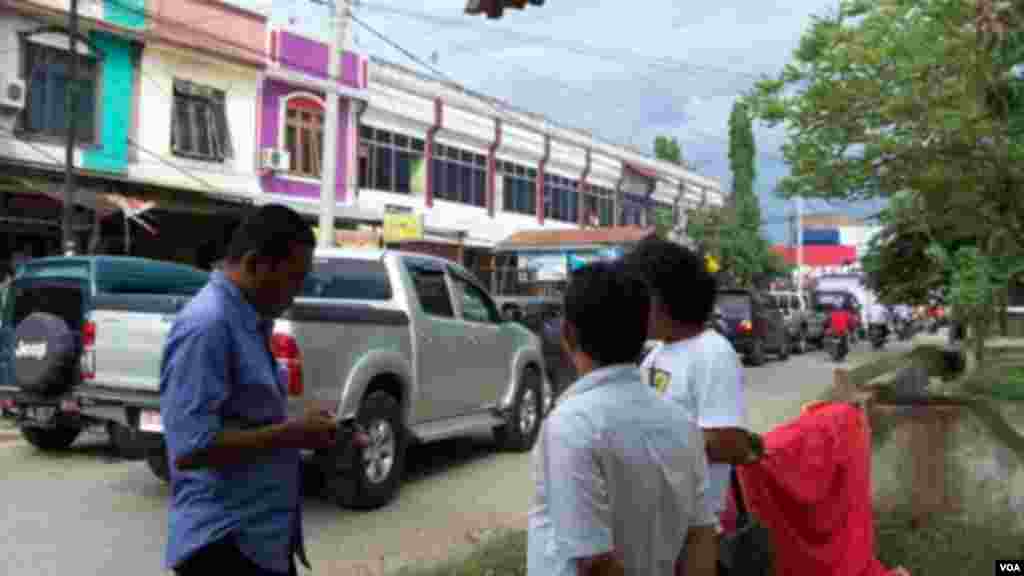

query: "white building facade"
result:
(338, 56), (725, 266)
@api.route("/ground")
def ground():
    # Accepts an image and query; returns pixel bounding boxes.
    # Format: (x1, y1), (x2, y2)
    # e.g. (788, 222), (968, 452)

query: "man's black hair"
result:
(563, 261), (650, 366)
(225, 204), (315, 264)
(624, 237), (717, 326)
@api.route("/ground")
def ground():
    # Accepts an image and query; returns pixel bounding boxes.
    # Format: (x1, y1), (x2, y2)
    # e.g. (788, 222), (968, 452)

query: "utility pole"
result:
(796, 196), (804, 288)
(317, 0), (350, 248)
(62, 0), (80, 255)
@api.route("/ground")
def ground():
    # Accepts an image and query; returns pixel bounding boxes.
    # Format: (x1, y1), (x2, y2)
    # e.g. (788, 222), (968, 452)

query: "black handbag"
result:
(718, 467), (774, 576)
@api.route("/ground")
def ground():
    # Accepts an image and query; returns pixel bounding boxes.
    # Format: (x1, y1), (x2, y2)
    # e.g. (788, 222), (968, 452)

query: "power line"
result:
(125, 137), (227, 194)
(357, 3), (766, 82)
(0, 128), (228, 197)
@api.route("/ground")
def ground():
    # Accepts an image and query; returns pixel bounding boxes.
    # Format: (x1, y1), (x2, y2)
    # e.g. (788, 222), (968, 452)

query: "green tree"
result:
(728, 101), (758, 211)
(654, 135), (684, 166)
(748, 0), (1024, 354)
(652, 135), (687, 237)
(685, 100), (790, 289)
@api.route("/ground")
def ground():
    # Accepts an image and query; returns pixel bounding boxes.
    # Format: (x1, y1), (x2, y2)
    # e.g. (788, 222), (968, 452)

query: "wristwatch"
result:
(745, 432), (765, 463)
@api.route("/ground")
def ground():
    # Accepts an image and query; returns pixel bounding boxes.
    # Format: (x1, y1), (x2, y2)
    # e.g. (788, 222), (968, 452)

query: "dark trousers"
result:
(174, 535), (296, 576)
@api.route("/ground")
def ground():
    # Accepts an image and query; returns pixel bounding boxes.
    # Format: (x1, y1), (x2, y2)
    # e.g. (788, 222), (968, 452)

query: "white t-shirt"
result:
(868, 306), (889, 325)
(641, 329), (748, 517)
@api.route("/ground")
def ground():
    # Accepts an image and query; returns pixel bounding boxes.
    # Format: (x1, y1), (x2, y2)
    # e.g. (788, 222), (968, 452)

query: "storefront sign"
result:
(567, 247), (623, 271)
(383, 212), (424, 243)
(519, 253), (568, 282)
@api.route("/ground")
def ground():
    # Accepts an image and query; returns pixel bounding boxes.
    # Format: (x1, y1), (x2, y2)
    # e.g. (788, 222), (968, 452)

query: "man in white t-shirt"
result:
(626, 238), (765, 526)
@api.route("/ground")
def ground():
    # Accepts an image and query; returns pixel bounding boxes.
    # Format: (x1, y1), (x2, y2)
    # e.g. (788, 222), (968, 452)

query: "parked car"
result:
(715, 288), (790, 366)
(0, 256), (209, 453)
(60, 249), (551, 510)
(767, 290), (828, 353)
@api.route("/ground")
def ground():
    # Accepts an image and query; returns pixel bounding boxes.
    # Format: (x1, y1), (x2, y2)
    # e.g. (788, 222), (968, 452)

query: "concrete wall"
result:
(870, 401), (1024, 533)
(81, 31), (135, 173)
(0, 12), (92, 168)
(257, 78), (350, 202)
(145, 0), (266, 68)
(130, 43), (261, 199)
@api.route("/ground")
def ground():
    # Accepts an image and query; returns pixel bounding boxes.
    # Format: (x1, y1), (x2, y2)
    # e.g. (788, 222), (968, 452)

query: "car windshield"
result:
(716, 292), (751, 318)
(301, 258), (393, 301)
(814, 292), (848, 310)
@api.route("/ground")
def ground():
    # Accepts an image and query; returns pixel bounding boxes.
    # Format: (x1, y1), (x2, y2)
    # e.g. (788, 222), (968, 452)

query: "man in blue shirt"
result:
(161, 204), (364, 576)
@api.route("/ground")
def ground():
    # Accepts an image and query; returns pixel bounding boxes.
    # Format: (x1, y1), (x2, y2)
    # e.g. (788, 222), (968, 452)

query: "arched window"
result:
(282, 94), (324, 178)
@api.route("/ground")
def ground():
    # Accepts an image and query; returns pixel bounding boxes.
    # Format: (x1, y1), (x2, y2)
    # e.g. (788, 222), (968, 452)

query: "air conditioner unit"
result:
(0, 77), (26, 111)
(261, 148), (290, 172)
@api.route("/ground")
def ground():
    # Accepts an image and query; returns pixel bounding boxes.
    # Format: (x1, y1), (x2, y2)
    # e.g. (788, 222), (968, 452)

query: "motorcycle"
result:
(825, 329), (850, 362)
(896, 318), (915, 341)
(869, 323), (889, 350)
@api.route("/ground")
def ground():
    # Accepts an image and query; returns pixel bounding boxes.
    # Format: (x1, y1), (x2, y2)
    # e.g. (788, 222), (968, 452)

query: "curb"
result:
(0, 425), (21, 444)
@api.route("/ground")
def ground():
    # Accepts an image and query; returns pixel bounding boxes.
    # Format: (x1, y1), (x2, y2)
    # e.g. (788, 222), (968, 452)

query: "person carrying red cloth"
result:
(719, 402), (909, 576)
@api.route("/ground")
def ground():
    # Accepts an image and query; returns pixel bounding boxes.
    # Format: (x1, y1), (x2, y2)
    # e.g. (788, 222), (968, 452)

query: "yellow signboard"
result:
(705, 254), (720, 274)
(383, 212), (424, 243)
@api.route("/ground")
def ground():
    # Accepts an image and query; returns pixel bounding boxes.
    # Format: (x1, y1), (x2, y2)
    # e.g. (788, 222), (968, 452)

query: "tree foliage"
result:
(684, 102), (790, 288)
(654, 135), (685, 167)
(749, 0), (1024, 355)
(728, 101), (758, 207)
(860, 193), (954, 306)
(747, 0), (1024, 240)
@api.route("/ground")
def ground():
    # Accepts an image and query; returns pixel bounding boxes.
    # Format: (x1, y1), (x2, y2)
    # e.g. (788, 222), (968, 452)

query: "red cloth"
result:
(829, 310), (852, 336)
(719, 403), (907, 576)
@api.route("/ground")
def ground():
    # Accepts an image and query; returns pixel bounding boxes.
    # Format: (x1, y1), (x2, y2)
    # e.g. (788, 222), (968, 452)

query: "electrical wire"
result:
(357, 3), (767, 82)
(0, 127), (228, 197)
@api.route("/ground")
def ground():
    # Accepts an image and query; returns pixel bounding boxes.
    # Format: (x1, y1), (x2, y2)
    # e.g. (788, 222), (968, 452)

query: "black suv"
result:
(714, 288), (791, 366)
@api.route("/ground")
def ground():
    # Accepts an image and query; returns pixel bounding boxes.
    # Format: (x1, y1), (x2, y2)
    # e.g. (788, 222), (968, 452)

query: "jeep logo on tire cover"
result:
(15, 341), (47, 360)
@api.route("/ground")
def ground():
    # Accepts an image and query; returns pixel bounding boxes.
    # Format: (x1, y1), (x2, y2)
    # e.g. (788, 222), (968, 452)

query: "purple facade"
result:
(260, 29), (366, 202)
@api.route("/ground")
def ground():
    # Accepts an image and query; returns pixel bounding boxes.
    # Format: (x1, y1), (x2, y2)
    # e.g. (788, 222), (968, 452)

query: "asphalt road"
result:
(0, 339), (911, 576)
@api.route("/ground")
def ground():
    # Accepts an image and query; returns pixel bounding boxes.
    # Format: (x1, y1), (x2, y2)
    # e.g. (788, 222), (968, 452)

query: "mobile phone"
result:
(338, 418), (365, 435)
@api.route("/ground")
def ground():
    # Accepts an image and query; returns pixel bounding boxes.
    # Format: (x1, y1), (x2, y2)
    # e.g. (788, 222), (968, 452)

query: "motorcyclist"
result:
(868, 303), (890, 341)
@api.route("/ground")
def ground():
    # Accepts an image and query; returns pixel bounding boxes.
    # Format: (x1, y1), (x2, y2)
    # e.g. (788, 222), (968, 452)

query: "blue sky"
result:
(238, 0), (883, 243)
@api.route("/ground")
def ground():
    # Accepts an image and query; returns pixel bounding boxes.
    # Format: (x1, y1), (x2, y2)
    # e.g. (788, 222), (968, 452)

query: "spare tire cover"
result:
(13, 312), (79, 395)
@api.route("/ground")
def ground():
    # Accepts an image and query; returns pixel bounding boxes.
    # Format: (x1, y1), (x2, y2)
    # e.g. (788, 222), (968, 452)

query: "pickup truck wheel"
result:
(494, 366), (543, 452)
(777, 334), (790, 361)
(145, 441), (170, 483)
(747, 338), (766, 366)
(20, 419), (81, 451)
(793, 331), (808, 354)
(323, 391), (405, 511)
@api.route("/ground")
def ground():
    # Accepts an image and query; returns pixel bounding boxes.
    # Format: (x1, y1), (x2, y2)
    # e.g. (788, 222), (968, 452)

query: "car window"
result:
(452, 276), (500, 324)
(302, 258), (392, 300)
(408, 267), (455, 318)
(0, 280), (9, 328)
(716, 293), (751, 317)
(789, 295), (801, 310)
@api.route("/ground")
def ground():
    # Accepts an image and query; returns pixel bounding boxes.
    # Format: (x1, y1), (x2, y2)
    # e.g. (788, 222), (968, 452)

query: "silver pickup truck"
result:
(82, 249), (550, 509)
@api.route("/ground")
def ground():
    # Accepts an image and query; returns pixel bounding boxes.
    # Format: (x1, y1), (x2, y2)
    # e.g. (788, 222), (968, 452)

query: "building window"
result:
(582, 185), (615, 227)
(171, 79), (233, 162)
(431, 143), (486, 207)
(652, 200), (675, 230)
(498, 160), (537, 216)
(358, 125), (426, 195)
(22, 40), (99, 144)
(283, 96), (324, 178)
(622, 193), (646, 226)
(544, 174), (579, 223)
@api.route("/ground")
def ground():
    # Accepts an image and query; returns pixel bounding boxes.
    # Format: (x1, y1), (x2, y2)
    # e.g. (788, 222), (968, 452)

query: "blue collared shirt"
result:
(161, 272), (303, 574)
